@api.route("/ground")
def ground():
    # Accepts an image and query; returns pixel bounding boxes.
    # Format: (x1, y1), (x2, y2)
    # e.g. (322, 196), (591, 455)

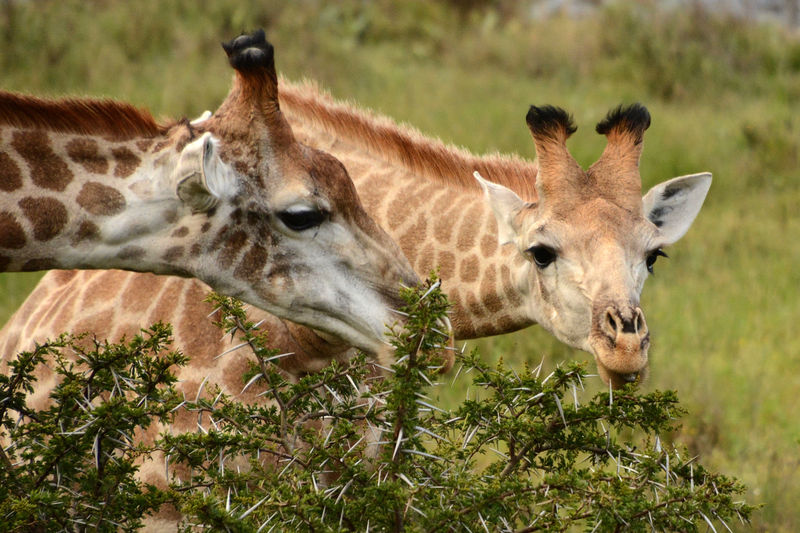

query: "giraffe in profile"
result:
(0, 30), (419, 359)
(0, 32), (434, 530)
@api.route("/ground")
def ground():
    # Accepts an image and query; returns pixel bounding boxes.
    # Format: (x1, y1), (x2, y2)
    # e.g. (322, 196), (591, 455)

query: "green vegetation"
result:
(1, 1), (797, 529)
(0, 325), (183, 531)
(1, 281), (752, 531)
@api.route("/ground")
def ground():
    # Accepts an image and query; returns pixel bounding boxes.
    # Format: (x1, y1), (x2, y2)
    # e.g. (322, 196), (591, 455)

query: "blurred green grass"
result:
(1, 1), (798, 530)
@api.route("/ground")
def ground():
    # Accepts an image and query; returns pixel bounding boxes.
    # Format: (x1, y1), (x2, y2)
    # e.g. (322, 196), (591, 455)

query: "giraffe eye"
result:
(646, 248), (668, 274)
(527, 245), (557, 269)
(277, 207), (327, 231)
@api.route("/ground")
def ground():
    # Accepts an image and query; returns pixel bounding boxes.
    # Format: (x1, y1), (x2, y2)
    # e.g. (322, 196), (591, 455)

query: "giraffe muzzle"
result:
(590, 304), (650, 388)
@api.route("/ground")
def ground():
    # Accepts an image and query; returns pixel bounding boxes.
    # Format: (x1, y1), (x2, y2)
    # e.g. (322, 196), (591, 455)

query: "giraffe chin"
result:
(589, 337), (650, 389)
(310, 316), (453, 374)
(595, 360), (649, 389)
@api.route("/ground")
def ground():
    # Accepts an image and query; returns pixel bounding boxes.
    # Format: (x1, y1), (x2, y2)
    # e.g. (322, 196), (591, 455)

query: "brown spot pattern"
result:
(397, 218), (427, 263)
(220, 356), (253, 395)
(201, 221), (212, 233)
(466, 292), (485, 318)
(120, 272), (166, 314)
(66, 138), (109, 174)
(480, 267), (503, 314)
(49, 285), (84, 338)
(354, 171), (392, 213)
(77, 182), (126, 216)
(178, 281), (224, 359)
(162, 246), (184, 263)
(416, 243), (435, 276)
(433, 211), (457, 244)
(265, 262), (298, 292)
(136, 139), (155, 152)
(234, 244), (268, 281)
(437, 250), (456, 279)
(456, 202), (482, 252)
(459, 254), (480, 283)
(210, 225), (231, 252)
(72, 221), (100, 244)
(433, 189), (456, 214)
(111, 146), (141, 178)
(432, 193), (462, 244)
(84, 270), (125, 309)
(501, 264), (524, 308)
(171, 226), (189, 238)
(219, 230), (248, 269)
(480, 234), (497, 259)
(153, 140), (172, 152)
(190, 243), (202, 256)
(233, 160), (250, 176)
(18, 197), (68, 241)
(495, 314), (515, 332)
(22, 257), (59, 271)
(72, 311), (112, 344)
(12, 130), (74, 191)
(117, 246), (146, 260)
(387, 182), (419, 230)
(0, 152), (23, 191)
(0, 211), (26, 249)
(145, 278), (183, 336)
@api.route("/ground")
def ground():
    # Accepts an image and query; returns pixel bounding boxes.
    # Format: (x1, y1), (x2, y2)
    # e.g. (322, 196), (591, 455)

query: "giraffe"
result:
(0, 32), (433, 531)
(0, 30), (420, 360)
(0, 91), (710, 531)
(1, 84), (711, 388)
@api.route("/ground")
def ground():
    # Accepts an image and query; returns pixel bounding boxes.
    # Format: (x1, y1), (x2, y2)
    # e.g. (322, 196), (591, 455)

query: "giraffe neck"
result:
(0, 270), (353, 394)
(0, 124), (194, 274)
(279, 81), (539, 338)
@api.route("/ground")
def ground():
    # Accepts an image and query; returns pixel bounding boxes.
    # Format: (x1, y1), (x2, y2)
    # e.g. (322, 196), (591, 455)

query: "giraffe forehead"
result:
(307, 150), (359, 201)
(528, 198), (651, 249)
(267, 179), (317, 208)
(193, 115), (360, 217)
(283, 147), (365, 220)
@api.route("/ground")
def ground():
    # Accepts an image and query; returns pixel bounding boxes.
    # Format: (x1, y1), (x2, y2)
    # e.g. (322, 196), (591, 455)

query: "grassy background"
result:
(1, 1), (798, 529)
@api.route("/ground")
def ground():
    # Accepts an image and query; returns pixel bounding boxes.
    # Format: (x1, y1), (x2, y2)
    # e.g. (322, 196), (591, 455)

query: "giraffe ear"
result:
(642, 172), (711, 245)
(175, 133), (235, 213)
(474, 171), (527, 245)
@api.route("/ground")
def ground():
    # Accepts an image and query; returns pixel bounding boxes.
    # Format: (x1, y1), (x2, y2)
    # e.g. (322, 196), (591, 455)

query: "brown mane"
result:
(0, 91), (170, 140)
(279, 79), (539, 200)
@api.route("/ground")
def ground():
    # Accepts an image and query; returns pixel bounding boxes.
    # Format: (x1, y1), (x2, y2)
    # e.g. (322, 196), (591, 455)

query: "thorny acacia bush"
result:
(0, 279), (753, 532)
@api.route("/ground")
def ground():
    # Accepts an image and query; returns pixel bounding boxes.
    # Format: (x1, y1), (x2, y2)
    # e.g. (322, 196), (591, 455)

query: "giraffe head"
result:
(161, 31), (419, 356)
(476, 104), (710, 387)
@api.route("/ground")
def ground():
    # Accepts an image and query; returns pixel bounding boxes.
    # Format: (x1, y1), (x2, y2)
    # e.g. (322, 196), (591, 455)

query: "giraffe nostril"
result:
(605, 308), (619, 334)
(635, 308), (648, 337)
(602, 306), (648, 340)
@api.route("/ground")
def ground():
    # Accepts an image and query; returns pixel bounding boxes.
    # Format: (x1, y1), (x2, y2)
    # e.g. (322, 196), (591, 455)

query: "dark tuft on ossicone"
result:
(595, 103), (651, 139)
(222, 29), (274, 72)
(526, 105), (577, 139)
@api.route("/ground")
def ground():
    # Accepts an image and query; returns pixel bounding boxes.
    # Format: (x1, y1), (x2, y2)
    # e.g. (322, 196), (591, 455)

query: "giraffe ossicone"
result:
(0, 29), (420, 357)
